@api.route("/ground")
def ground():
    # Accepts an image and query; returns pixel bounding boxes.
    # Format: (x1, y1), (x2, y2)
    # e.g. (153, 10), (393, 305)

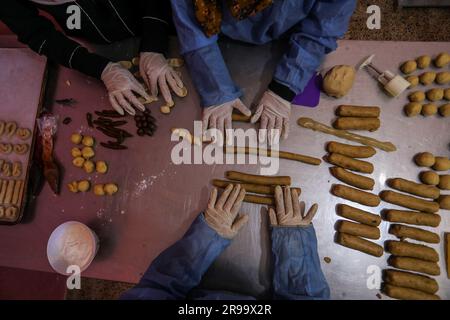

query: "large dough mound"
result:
(322, 65), (356, 98)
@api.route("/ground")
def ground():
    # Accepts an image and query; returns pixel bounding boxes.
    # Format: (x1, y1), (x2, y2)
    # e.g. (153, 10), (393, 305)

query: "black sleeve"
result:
(0, 0), (110, 79)
(268, 79), (296, 102)
(139, 0), (171, 55)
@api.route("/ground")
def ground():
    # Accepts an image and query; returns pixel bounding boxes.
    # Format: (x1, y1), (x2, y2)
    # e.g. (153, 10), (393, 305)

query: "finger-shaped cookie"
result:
(12, 162), (22, 177)
(11, 180), (22, 205)
(5, 121), (17, 138)
(0, 180), (7, 204)
(16, 128), (32, 140)
(0, 143), (13, 154)
(15, 179), (25, 207)
(4, 180), (15, 205)
(13, 144), (29, 155)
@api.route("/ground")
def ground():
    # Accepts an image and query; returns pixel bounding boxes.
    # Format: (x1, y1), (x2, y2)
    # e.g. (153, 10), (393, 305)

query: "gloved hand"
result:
(251, 90), (291, 145)
(140, 52), (185, 106)
(203, 98), (251, 142)
(101, 62), (150, 116)
(204, 184), (249, 239)
(269, 186), (318, 227)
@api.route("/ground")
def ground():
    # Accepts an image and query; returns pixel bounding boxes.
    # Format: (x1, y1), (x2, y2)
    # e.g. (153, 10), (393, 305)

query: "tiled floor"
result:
(52, 2), (450, 300)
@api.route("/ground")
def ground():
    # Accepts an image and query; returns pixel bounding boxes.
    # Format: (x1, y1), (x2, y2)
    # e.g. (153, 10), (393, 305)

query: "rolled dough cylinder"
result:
(389, 224), (440, 244)
(384, 209), (441, 227)
(387, 178), (440, 199)
(388, 256), (440, 276)
(332, 184), (380, 207)
(326, 153), (374, 174)
(380, 190), (440, 213)
(336, 204), (381, 226)
(384, 269), (438, 294)
(336, 232), (383, 257)
(383, 283), (439, 300)
(335, 220), (380, 239)
(385, 240), (439, 262)
(326, 141), (376, 158)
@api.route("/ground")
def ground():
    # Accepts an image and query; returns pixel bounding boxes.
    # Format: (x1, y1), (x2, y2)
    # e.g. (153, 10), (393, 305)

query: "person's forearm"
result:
(139, 0), (171, 55)
(121, 214), (230, 300)
(271, 225), (330, 300)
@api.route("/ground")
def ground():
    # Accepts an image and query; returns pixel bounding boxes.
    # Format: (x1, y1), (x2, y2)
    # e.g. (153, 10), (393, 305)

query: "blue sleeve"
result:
(271, 224), (330, 300)
(121, 214), (230, 300)
(170, 0), (242, 107)
(274, 0), (357, 94)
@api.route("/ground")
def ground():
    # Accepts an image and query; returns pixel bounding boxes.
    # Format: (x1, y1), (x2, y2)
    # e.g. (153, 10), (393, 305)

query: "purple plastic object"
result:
(292, 73), (322, 108)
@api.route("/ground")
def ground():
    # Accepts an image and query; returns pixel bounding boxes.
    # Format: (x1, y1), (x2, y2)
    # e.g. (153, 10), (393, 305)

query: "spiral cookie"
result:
(16, 128), (31, 141)
(0, 121), (5, 137)
(2, 162), (11, 177)
(5, 121), (17, 138)
(0, 143), (13, 154)
(12, 162), (22, 177)
(13, 144), (29, 155)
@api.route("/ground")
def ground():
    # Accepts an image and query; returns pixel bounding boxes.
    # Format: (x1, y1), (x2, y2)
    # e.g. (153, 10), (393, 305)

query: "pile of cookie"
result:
(0, 120), (31, 223)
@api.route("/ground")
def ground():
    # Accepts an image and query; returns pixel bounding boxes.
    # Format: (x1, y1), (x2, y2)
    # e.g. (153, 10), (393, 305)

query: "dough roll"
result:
(332, 184), (381, 207)
(333, 117), (380, 131)
(384, 209), (441, 227)
(383, 284), (440, 300)
(389, 224), (440, 243)
(336, 220), (380, 239)
(380, 190), (440, 213)
(226, 171), (291, 186)
(388, 256), (440, 276)
(388, 178), (440, 199)
(336, 232), (383, 257)
(326, 153), (374, 174)
(336, 105), (381, 118)
(212, 179), (301, 196)
(326, 141), (376, 158)
(336, 204), (381, 226)
(385, 240), (439, 262)
(384, 269), (439, 294)
(244, 194), (274, 205)
(231, 113), (251, 122)
(330, 167), (375, 190)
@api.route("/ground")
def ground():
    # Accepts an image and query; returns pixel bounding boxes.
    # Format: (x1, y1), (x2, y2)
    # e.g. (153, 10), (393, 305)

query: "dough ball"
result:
(104, 183), (119, 195)
(406, 75), (419, 88)
(400, 60), (417, 74)
(444, 89), (450, 100)
(426, 88), (444, 101)
(67, 181), (78, 193)
(160, 106), (171, 114)
(83, 160), (95, 174)
(408, 91), (425, 102)
(420, 171), (440, 185)
(414, 152), (435, 167)
(96, 161), (108, 174)
(322, 65), (356, 98)
(416, 55), (431, 69)
(404, 102), (422, 117)
(71, 147), (82, 158)
(437, 195), (450, 210)
(93, 184), (105, 196)
(432, 156), (450, 171)
(438, 175), (450, 190)
(72, 156), (85, 168)
(419, 72), (436, 85)
(71, 133), (83, 145)
(436, 72), (450, 85)
(77, 180), (90, 192)
(434, 52), (450, 68)
(421, 103), (438, 116)
(81, 146), (95, 159)
(82, 136), (95, 147)
(439, 103), (450, 117)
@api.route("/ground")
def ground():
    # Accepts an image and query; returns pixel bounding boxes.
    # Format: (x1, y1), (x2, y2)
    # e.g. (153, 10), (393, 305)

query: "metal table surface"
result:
(0, 40), (449, 299)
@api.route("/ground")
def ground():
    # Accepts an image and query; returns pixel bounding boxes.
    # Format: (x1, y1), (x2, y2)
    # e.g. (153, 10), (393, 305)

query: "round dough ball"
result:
(438, 175), (450, 190)
(82, 136), (95, 147)
(432, 156), (450, 171)
(71, 133), (83, 145)
(421, 103), (438, 116)
(408, 91), (425, 102)
(439, 104), (450, 117)
(419, 72), (436, 85)
(104, 183), (119, 195)
(83, 160), (95, 174)
(426, 88), (444, 101)
(96, 161), (108, 174)
(400, 60), (417, 74)
(434, 52), (450, 68)
(420, 171), (440, 185)
(404, 102), (422, 117)
(416, 55), (431, 69)
(414, 152), (435, 167)
(71, 147), (82, 158)
(437, 195), (450, 210)
(77, 180), (90, 192)
(67, 181), (78, 193)
(436, 72), (450, 85)
(322, 65), (356, 98)
(406, 75), (419, 88)
(72, 156), (85, 168)
(81, 146), (95, 159)
(93, 184), (105, 196)
(444, 89), (450, 100)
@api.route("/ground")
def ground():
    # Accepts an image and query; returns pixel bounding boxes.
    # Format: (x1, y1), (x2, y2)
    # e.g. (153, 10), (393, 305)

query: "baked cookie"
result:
(13, 144), (29, 155)
(0, 143), (13, 154)
(16, 128), (32, 140)
(5, 121), (17, 138)
(2, 162), (11, 177)
(12, 162), (22, 177)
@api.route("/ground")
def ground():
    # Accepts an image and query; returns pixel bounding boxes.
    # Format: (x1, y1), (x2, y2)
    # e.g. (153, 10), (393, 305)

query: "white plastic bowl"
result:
(47, 221), (99, 275)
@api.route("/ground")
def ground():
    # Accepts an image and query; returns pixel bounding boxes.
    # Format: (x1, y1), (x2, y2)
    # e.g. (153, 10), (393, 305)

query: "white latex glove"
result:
(205, 184), (249, 239)
(140, 52), (185, 106)
(101, 62), (149, 116)
(203, 98), (251, 142)
(269, 186), (318, 227)
(251, 90), (291, 144)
